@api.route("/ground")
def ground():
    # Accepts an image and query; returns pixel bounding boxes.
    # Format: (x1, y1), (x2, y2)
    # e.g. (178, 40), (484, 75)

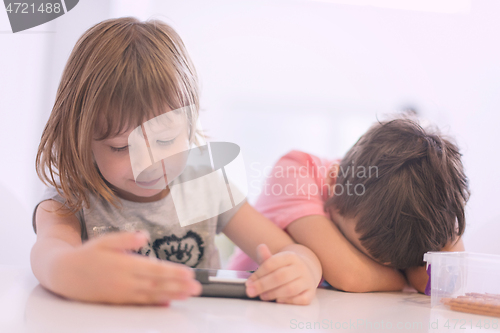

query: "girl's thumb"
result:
(97, 231), (150, 252)
(256, 243), (273, 265)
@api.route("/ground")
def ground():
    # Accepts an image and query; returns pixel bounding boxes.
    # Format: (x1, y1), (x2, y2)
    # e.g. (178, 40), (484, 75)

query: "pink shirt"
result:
(228, 150), (337, 270)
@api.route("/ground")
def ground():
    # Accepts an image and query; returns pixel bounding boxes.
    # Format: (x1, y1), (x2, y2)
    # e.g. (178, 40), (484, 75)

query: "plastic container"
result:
(423, 252), (500, 308)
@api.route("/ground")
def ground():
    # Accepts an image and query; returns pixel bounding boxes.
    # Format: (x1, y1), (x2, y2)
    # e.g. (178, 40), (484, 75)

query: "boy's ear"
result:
(325, 163), (339, 199)
(326, 163), (339, 186)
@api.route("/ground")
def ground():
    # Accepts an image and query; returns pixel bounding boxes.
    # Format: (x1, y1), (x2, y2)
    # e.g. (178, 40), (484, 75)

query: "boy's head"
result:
(325, 117), (470, 269)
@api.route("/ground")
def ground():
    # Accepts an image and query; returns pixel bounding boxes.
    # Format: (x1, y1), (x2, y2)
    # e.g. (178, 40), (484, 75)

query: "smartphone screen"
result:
(194, 269), (253, 284)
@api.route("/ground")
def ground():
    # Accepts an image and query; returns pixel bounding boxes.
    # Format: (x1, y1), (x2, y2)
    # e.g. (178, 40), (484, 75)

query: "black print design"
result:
(137, 242), (155, 258)
(152, 231), (204, 267)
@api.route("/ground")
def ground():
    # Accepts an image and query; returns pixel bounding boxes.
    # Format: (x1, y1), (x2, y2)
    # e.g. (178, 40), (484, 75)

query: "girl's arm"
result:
(31, 200), (201, 305)
(286, 215), (407, 292)
(222, 202), (322, 305)
(405, 237), (465, 293)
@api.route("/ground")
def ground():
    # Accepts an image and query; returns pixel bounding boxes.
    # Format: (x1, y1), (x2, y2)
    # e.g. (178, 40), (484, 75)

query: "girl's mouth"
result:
(135, 176), (162, 187)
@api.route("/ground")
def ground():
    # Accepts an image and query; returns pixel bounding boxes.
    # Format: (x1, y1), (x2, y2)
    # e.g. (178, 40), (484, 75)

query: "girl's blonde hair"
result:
(36, 17), (200, 215)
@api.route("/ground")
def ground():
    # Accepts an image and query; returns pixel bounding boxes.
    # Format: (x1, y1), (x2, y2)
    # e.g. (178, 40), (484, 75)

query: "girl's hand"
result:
(245, 244), (318, 305)
(49, 231), (202, 305)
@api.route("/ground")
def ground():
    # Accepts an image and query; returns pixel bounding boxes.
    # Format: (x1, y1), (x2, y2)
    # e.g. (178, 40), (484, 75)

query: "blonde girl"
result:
(32, 17), (322, 306)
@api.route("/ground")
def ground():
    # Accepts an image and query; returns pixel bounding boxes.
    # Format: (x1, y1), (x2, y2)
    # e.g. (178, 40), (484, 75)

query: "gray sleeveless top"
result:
(32, 183), (244, 269)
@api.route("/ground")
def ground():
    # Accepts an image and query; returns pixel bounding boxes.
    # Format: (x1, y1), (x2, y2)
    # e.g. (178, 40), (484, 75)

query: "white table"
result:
(1, 266), (498, 333)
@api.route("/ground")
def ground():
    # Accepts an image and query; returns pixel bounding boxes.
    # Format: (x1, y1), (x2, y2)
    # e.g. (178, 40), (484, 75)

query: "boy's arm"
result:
(223, 202), (322, 305)
(286, 215), (407, 292)
(32, 200), (201, 304)
(405, 237), (465, 293)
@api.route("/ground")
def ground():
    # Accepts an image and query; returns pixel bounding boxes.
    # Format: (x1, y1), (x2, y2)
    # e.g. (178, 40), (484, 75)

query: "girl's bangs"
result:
(94, 86), (180, 141)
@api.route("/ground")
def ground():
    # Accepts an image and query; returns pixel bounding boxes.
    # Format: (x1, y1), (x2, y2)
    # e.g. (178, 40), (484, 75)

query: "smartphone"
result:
(194, 268), (256, 299)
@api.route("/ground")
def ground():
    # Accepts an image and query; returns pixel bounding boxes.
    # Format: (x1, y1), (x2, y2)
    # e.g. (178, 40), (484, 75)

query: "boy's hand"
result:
(49, 231), (202, 305)
(245, 244), (317, 305)
(406, 237), (465, 293)
(405, 265), (428, 293)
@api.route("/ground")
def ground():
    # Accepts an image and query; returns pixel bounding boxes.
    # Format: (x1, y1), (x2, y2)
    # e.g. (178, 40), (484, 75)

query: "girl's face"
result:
(92, 110), (191, 202)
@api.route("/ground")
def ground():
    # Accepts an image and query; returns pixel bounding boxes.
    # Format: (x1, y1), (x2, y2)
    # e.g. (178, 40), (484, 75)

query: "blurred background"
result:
(1, 0), (499, 266)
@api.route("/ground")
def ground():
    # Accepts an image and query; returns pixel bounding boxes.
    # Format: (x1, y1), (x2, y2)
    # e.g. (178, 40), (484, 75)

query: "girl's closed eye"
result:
(156, 138), (176, 146)
(110, 137), (176, 153)
(111, 145), (129, 153)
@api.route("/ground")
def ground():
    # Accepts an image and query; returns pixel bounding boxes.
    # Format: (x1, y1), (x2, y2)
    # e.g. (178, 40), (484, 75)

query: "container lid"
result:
(424, 251), (500, 266)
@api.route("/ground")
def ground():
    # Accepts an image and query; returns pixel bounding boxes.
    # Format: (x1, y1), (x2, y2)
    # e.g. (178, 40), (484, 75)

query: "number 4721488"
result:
(5, 3), (62, 14)
(443, 319), (498, 330)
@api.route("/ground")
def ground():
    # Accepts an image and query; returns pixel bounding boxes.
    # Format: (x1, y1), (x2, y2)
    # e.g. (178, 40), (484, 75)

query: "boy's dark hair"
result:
(325, 117), (470, 269)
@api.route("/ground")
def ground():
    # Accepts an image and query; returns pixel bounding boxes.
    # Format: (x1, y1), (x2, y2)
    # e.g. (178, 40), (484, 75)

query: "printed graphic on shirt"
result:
(151, 231), (205, 267)
(137, 242), (154, 258)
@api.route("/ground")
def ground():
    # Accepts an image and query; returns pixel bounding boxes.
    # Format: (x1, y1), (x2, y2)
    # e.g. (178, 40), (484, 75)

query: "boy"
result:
(229, 117), (469, 293)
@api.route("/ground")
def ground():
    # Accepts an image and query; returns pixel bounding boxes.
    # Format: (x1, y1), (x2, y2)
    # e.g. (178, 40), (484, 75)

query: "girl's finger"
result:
(248, 251), (296, 282)
(95, 231), (150, 252)
(131, 274), (200, 296)
(150, 276), (202, 296)
(133, 290), (182, 305)
(258, 277), (306, 301)
(246, 265), (300, 297)
(128, 256), (195, 280)
(133, 279), (201, 304)
(276, 288), (315, 305)
(256, 244), (273, 264)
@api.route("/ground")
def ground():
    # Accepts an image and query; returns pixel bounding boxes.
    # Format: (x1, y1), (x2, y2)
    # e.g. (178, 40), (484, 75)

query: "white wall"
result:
(0, 0), (112, 266)
(1, 0), (499, 266)
(0, 6), (51, 266)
